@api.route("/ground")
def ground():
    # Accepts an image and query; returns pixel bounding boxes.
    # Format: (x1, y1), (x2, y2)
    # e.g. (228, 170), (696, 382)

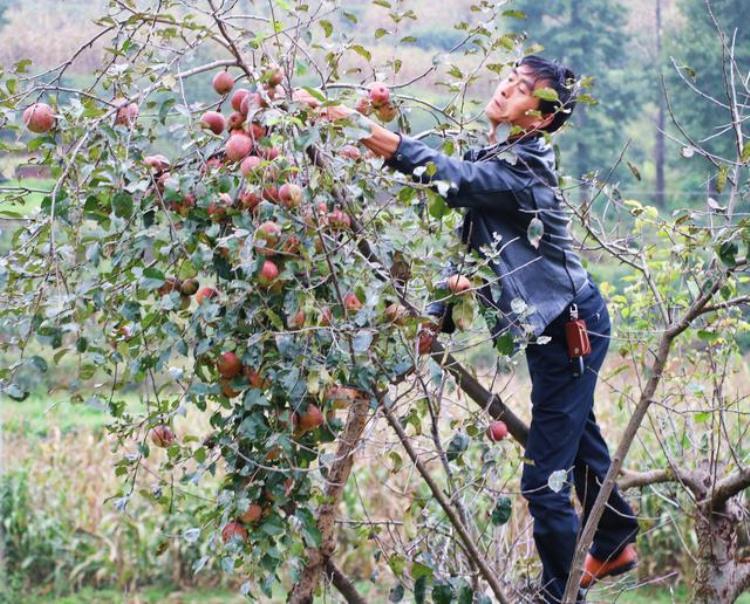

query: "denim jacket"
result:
(384, 133), (589, 339)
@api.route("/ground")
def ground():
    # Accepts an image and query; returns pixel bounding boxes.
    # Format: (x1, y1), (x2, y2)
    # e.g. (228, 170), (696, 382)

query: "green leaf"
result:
(28, 355), (48, 373)
(457, 584), (473, 604)
(388, 451), (403, 473)
(446, 432), (469, 461)
(432, 581), (454, 604)
(717, 241), (738, 267)
(533, 87), (559, 102)
(388, 553), (406, 577)
(141, 267), (166, 290)
(319, 19), (333, 37)
(427, 191), (448, 219)
(375, 27), (389, 39)
(178, 260), (197, 280)
(158, 98), (176, 124)
(491, 496), (512, 526)
(414, 576), (427, 604)
(741, 144), (750, 164)
(694, 411), (711, 423)
(111, 191), (133, 219)
(302, 86), (326, 102)
(527, 216), (544, 248)
(627, 161), (641, 182)
(411, 561), (434, 580)
(495, 332), (514, 356)
(350, 44), (371, 61)
(388, 583), (405, 602)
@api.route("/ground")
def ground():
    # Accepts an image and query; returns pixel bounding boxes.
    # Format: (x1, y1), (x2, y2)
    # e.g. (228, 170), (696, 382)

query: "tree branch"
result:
(287, 396), (371, 604)
(710, 467), (750, 509)
(324, 560), (367, 604)
(379, 401), (511, 604)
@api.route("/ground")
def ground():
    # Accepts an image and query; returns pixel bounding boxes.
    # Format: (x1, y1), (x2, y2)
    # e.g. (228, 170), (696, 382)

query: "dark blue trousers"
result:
(521, 278), (639, 603)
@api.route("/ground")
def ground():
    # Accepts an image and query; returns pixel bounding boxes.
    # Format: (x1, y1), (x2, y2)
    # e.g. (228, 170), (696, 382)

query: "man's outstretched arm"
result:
(292, 90), (530, 210)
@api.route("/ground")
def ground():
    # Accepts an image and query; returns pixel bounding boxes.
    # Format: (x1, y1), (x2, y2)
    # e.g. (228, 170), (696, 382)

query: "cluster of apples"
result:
(22, 95), (143, 134)
(355, 83), (398, 122)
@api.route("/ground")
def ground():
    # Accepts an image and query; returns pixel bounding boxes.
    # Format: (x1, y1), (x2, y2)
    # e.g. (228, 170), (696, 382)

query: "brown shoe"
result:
(580, 543), (638, 588)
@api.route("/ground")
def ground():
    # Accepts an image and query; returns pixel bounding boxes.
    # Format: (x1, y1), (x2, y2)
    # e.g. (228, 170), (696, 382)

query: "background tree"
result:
(508, 0), (644, 191)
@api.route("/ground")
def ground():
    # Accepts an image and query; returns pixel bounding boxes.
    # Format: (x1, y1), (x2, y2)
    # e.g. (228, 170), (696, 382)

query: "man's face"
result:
(484, 64), (552, 132)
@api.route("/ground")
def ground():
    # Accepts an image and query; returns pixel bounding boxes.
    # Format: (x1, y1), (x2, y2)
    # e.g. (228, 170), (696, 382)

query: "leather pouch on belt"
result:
(565, 319), (591, 358)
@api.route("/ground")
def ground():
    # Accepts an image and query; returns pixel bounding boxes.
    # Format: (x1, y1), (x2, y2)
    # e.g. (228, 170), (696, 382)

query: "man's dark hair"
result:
(517, 55), (577, 134)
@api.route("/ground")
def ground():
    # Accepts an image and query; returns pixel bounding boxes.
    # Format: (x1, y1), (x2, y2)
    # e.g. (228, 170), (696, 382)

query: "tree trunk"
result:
(692, 499), (745, 603)
(655, 0), (666, 207)
(287, 396), (370, 604)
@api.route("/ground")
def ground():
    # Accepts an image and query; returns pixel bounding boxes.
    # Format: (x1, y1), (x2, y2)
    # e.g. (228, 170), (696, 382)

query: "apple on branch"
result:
(23, 103), (55, 133)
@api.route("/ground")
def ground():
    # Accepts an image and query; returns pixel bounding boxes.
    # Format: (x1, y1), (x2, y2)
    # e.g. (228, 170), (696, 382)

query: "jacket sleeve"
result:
(384, 135), (530, 210)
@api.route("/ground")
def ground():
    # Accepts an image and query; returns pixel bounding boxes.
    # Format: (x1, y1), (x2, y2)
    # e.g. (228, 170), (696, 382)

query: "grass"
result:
(19, 581), (750, 603)
(0, 390), (144, 437)
(0, 177), (54, 214)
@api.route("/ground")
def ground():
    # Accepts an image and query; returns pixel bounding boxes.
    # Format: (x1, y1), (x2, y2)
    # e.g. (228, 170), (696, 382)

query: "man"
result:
(295, 55), (639, 603)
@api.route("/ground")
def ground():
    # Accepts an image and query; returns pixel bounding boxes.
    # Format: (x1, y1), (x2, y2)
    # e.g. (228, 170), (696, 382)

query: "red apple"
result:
(239, 189), (261, 211)
(221, 521), (247, 543)
(239, 502), (263, 524)
(150, 424), (175, 448)
(208, 192), (233, 221)
(293, 404), (324, 433)
(447, 274), (471, 294)
(200, 110), (226, 135)
(240, 155), (262, 177)
(255, 221), (281, 255)
(114, 99), (139, 126)
(340, 145), (362, 160)
(327, 207), (351, 231)
(227, 111), (245, 131)
(289, 309), (305, 329)
(278, 183), (303, 209)
(368, 83), (390, 107)
(486, 420), (509, 442)
(343, 292), (363, 312)
(417, 325), (437, 355)
(195, 286), (219, 305)
(258, 146), (280, 161)
(376, 102), (398, 123)
(220, 378), (241, 398)
(144, 154), (170, 171)
(243, 366), (269, 389)
(264, 65), (284, 87)
(262, 185), (280, 203)
(281, 234), (301, 256)
(246, 121), (266, 141)
(22, 102), (55, 133)
(169, 192), (195, 216)
(319, 306), (333, 326)
(354, 96), (372, 116)
(212, 71), (235, 95)
(217, 351), (242, 378)
(225, 134), (253, 162)
(257, 260), (279, 287)
(231, 88), (250, 112)
(325, 386), (367, 409)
